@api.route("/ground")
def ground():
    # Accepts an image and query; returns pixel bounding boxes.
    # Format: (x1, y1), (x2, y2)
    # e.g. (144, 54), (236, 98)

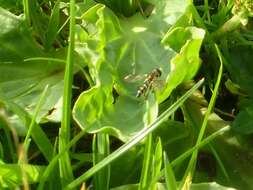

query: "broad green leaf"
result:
(109, 121), (190, 188)
(224, 45), (253, 134)
(0, 0), (22, 13)
(75, 1), (98, 19)
(225, 79), (246, 96)
(66, 79), (204, 190)
(232, 104), (253, 134)
(149, 0), (190, 33)
(73, 3), (204, 140)
(111, 14), (175, 97)
(0, 163), (45, 189)
(94, 0), (139, 17)
(153, 120), (192, 158)
(73, 85), (155, 141)
(184, 93), (253, 190)
(225, 45), (253, 97)
(0, 104), (26, 135)
(0, 8), (81, 127)
(110, 147), (143, 187)
(159, 27), (205, 102)
(0, 7), (43, 61)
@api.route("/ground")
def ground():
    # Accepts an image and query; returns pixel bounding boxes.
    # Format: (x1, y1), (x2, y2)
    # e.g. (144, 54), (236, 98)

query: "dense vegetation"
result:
(1, 0), (253, 189)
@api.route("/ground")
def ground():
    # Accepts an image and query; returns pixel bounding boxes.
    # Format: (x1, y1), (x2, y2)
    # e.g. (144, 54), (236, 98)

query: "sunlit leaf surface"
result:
(73, 2), (204, 141)
(0, 8), (69, 131)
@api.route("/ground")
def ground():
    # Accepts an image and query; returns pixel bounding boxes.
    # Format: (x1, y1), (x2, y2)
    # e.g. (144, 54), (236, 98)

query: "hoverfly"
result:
(124, 68), (163, 98)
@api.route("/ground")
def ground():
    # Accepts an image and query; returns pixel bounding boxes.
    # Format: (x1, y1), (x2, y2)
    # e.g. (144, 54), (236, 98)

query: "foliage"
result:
(0, 0), (253, 190)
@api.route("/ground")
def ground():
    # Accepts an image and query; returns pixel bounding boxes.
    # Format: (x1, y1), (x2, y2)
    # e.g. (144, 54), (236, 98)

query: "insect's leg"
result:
(149, 81), (155, 93)
(143, 83), (152, 99)
(143, 91), (149, 100)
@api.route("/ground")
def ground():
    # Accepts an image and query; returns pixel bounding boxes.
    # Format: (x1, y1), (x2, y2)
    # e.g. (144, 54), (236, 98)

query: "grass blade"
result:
(58, 0), (76, 186)
(179, 46), (223, 188)
(92, 134), (110, 190)
(45, 0), (60, 50)
(23, 85), (49, 152)
(164, 152), (177, 190)
(138, 134), (153, 190)
(38, 130), (87, 190)
(0, 99), (54, 162)
(150, 138), (163, 190)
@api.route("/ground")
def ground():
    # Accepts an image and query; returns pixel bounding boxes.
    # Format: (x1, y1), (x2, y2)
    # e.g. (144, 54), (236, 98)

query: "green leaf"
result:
(149, 0), (190, 33)
(138, 134), (153, 190)
(0, 163), (45, 189)
(153, 120), (192, 159)
(110, 147), (143, 187)
(232, 104), (253, 134)
(66, 79), (204, 190)
(93, 134), (110, 190)
(0, 0), (23, 13)
(225, 45), (253, 134)
(0, 104), (27, 135)
(1, 100), (54, 162)
(183, 92), (253, 190)
(73, 85), (154, 141)
(150, 138), (163, 189)
(0, 109), (17, 162)
(158, 27), (205, 102)
(94, 0), (139, 17)
(189, 182), (236, 190)
(164, 152), (177, 190)
(76, 1), (98, 18)
(110, 182), (236, 190)
(45, 0), (60, 50)
(0, 8), (70, 126)
(73, 3), (205, 140)
(225, 45), (253, 96)
(225, 79), (246, 96)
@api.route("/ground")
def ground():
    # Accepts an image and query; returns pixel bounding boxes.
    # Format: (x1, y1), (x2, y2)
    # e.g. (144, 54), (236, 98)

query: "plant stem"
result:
(23, 0), (31, 26)
(212, 15), (242, 40)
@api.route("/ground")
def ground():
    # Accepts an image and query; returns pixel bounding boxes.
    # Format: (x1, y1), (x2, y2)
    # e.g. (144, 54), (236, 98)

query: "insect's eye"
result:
(156, 68), (162, 76)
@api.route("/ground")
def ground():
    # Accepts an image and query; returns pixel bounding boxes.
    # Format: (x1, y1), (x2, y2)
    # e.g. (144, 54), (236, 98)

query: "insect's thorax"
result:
(136, 70), (161, 97)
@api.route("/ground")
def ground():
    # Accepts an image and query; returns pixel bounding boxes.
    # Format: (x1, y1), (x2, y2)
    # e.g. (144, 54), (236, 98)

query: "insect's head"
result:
(154, 68), (162, 77)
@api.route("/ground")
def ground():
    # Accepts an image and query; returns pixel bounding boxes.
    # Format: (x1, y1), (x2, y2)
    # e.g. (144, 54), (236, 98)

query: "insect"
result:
(124, 68), (162, 98)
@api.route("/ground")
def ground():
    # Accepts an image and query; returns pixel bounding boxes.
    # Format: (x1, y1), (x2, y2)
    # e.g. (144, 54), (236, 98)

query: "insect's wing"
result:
(152, 79), (165, 91)
(124, 74), (146, 82)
